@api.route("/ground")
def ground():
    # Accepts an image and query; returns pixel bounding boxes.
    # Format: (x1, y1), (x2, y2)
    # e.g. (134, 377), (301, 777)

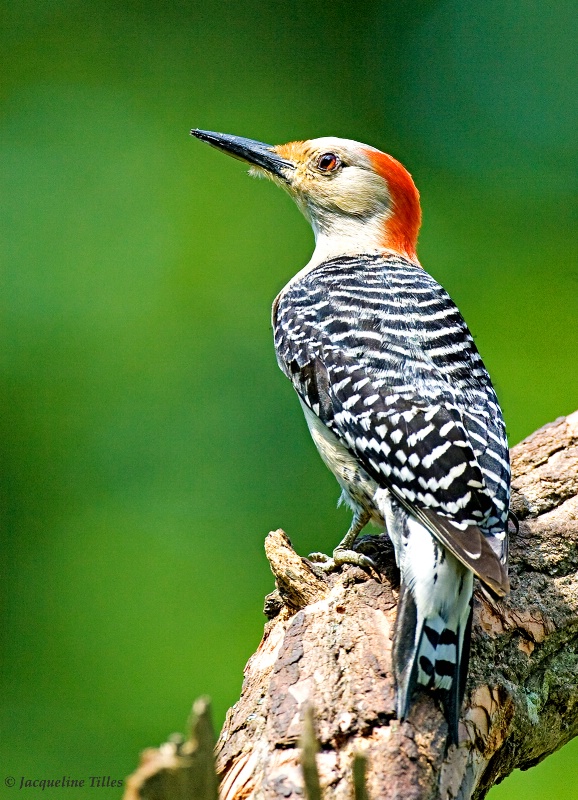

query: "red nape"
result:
(365, 150), (422, 262)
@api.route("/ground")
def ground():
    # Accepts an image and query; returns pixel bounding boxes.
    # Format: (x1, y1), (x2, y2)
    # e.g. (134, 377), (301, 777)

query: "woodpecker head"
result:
(191, 129), (421, 264)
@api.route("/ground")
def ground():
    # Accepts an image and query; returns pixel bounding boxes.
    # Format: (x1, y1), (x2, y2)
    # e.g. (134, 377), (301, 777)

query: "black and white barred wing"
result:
(312, 347), (508, 595)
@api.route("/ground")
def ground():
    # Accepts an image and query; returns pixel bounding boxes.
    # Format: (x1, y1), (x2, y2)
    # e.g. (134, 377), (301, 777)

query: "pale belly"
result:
(300, 400), (385, 528)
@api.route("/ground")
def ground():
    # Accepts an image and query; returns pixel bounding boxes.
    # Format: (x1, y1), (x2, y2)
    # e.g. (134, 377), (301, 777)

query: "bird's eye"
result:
(316, 152), (341, 172)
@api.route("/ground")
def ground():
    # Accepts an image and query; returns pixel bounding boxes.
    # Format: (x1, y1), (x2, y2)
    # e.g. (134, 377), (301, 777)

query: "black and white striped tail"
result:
(387, 506), (474, 745)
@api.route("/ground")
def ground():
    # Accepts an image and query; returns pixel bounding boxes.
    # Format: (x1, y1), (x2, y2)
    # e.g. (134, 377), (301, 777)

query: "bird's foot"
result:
(307, 547), (378, 574)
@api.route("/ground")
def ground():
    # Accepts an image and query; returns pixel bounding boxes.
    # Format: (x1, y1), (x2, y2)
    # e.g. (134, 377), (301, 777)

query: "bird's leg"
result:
(308, 509), (376, 572)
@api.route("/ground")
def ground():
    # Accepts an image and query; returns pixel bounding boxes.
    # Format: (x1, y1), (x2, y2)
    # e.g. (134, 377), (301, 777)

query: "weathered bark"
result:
(125, 412), (578, 800)
(216, 411), (578, 800)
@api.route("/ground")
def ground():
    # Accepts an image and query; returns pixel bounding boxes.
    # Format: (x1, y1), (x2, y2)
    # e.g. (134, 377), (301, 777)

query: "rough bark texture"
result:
(215, 412), (578, 800)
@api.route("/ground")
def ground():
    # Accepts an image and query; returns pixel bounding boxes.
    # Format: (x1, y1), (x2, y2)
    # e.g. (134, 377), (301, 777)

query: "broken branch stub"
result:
(124, 698), (219, 800)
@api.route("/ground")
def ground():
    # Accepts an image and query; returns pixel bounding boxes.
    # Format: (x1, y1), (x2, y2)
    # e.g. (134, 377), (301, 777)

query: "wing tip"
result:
(415, 505), (511, 596)
(483, 568), (510, 598)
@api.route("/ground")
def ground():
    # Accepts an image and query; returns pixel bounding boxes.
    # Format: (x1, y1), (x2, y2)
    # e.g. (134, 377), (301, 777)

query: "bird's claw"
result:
(307, 551), (337, 572)
(307, 551), (332, 564)
(307, 548), (379, 575)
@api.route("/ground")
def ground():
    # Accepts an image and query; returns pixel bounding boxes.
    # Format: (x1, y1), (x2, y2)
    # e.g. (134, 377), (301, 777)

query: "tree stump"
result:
(126, 411), (578, 799)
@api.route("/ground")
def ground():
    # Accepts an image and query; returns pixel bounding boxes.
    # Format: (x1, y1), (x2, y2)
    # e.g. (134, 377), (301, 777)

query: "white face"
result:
(246, 133), (420, 263)
(258, 137), (392, 227)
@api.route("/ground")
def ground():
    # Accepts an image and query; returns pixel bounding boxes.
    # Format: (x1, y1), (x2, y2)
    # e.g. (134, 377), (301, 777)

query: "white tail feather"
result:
(379, 491), (474, 742)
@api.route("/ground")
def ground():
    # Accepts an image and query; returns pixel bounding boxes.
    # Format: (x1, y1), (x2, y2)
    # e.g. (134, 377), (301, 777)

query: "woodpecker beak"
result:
(191, 129), (295, 181)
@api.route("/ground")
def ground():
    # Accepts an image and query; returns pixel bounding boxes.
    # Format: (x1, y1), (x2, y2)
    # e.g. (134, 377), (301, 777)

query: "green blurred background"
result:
(1, 1), (576, 797)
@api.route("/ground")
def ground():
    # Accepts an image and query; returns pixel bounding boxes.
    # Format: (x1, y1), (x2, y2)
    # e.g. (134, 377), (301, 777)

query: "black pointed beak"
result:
(190, 129), (295, 180)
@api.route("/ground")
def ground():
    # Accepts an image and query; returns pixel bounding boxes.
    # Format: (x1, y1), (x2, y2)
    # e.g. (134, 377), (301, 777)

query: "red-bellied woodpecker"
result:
(191, 129), (510, 745)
